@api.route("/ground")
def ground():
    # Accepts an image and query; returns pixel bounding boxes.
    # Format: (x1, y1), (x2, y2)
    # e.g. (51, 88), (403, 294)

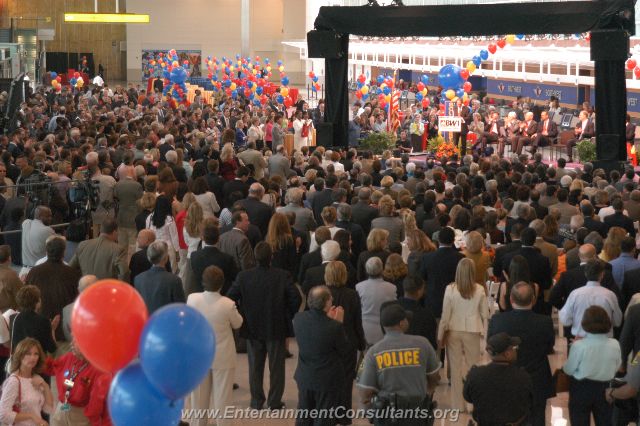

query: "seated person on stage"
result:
(566, 110), (595, 163)
(500, 111), (520, 157)
(477, 111), (505, 155)
(514, 111), (537, 155)
(530, 110), (558, 155)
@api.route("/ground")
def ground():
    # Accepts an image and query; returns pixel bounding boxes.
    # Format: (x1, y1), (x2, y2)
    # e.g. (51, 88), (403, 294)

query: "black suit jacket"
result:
(584, 216), (608, 238)
(535, 119), (558, 138)
(238, 197), (273, 237)
(420, 247), (465, 318)
(129, 248), (172, 284)
(302, 263), (328, 296)
(222, 179), (249, 208)
(493, 240), (523, 280)
(190, 246), (238, 295)
(549, 263), (620, 311)
(227, 266), (301, 340)
(330, 286), (367, 352)
(351, 200), (379, 235)
(620, 303), (640, 363)
(604, 212), (636, 237)
(503, 246), (552, 291)
(622, 268), (640, 312)
(298, 249), (322, 283)
(336, 220), (366, 259)
(398, 297), (437, 350)
(205, 172), (226, 205)
(488, 309), (555, 401)
(421, 218), (441, 240)
(626, 123), (637, 143)
(311, 189), (334, 225)
(134, 266), (185, 314)
(168, 163), (188, 183)
(293, 309), (349, 391)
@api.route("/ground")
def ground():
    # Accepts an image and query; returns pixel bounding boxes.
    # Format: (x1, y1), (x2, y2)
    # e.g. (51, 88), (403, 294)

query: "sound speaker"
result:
(596, 134), (621, 161)
(307, 31), (344, 59)
(316, 122), (333, 148)
(590, 30), (629, 61)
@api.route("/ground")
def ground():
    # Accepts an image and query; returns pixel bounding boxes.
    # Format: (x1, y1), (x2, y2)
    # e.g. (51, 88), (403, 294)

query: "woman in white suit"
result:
(187, 265), (243, 426)
(437, 258), (489, 412)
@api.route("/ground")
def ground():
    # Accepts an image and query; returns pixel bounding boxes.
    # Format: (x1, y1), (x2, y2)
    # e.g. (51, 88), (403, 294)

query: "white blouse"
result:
(145, 214), (180, 251)
(0, 374), (52, 425)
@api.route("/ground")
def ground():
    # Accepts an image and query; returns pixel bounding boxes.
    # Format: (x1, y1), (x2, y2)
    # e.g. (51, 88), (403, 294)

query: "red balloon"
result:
(358, 74), (366, 84)
(488, 43), (497, 54)
(355, 90), (363, 99)
(635, 67), (640, 79)
(71, 280), (148, 373)
(257, 79), (265, 87)
(586, 33), (591, 41)
(416, 82), (425, 92)
(283, 97), (293, 108)
(460, 69), (470, 80)
(628, 59), (637, 70)
(244, 88), (251, 97)
(497, 39), (506, 49)
(463, 81), (473, 93)
(260, 95), (268, 105)
(422, 98), (430, 108)
(379, 101), (386, 108)
(74, 72), (80, 78)
(56, 76), (62, 83)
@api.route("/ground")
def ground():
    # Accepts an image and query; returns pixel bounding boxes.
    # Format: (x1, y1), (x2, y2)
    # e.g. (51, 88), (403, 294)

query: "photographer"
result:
(357, 304), (440, 425)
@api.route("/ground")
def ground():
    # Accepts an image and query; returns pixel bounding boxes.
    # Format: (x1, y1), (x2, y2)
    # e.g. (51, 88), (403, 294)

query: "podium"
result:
(284, 134), (294, 156)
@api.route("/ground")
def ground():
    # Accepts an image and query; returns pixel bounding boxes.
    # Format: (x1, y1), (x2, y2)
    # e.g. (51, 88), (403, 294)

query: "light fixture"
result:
(64, 13), (150, 23)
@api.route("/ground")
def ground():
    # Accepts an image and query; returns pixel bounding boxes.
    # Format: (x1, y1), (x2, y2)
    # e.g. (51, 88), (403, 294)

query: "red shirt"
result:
(175, 210), (188, 250)
(45, 354), (113, 426)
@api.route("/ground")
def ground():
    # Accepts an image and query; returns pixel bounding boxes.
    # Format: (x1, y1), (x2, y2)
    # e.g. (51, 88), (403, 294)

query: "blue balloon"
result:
(456, 89), (465, 98)
(247, 81), (253, 88)
(281, 77), (289, 86)
(376, 75), (384, 85)
(231, 90), (238, 99)
(277, 60), (283, 66)
(312, 85), (317, 92)
(472, 56), (482, 67)
(212, 75), (218, 82)
(236, 54), (241, 60)
(277, 95), (284, 103)
(140, 304), (215, 400)
(224, 79), (232, 88)
(416, 93), (423, 101)
(516, 34), (525, 40)
(382, 87), (390, 96)
(479, 50), (489, 61)
(50, 71), (57, 79)
(70, 78), (77, 85)
(264, 58), (270, 64)
(362, 93), (368, 100)
(109, 362), (183, 426)
(170, 67), (187, 84)
(256, 86), (263, 95)
(438, 64), (463, 91)
(376, 88), (382, 95)
(421, 74), (429, 85)
(312, 76), (319, 83)
(356, 81), (363, 89)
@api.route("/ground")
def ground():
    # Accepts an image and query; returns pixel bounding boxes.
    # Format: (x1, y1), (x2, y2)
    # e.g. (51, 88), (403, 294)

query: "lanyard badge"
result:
(61, 362), (87, 412)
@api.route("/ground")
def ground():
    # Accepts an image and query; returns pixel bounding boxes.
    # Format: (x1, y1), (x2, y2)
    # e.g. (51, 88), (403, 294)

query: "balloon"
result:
(358, 74), (366, 84)
(229, 82), (237, 91)
(356, 90), (363, 99)
(472, 56), (482, 67)
(244, 89), (251, 97)
(421, 74), (429, 85)
(361, 93), (368, 101)
(231, 90), (238, 99)
(516, 34), (525, 40)
(51, 80), (58, 88)
(50, 71), (57, 78)
(72, 280), (148, 373)
(260, 95), (268, 105)
(384, 94), (391, 103)
(283, 97), (293, 108)
(278, 65), (284, 72)
(376, 75), (384, 85)
(463, 81), (472, 93)
(421, 88), (428, 97)
(628, 59), (637, 71)
(109, 362), (183, 426)
(417, 82), (425, 92)
(506, 34), (516, 44)
(422, 98), (430, 108)
(170, 67), (187, 84)
(635, 67), (640, 79)
(488, 43), (497, 54)
(56, 76), (62, 82)
(140, 305), (215, 400)
(459, 69), (469, 80)
(383, 87), (391, 96)
(70, 78), (77, 86)
(281, 76), (289, 86)
(361, 85), (369, 95)
(77, 77), (83, 83)
(74, 72), (80, 78)
(256, 86), (263, 95)
(456, 89), (465, 98)
(479, 50), (489, 61)
(280, 87), (289, 97)
(416, 93), (423, 101)
(312, 76), (319, 83)
(438, 64), (463, 90)
(276, 95), (284, 104)
(77, 80), (84, 88)
(277, 60), (283, 66)
(309, 71), (315, 78)
(445, 89), (456, 100)
(314, 83), (321, 91)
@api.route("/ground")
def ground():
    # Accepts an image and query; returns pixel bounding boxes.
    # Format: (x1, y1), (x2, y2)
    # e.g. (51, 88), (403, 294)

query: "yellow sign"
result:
(64, 13), (150, 23)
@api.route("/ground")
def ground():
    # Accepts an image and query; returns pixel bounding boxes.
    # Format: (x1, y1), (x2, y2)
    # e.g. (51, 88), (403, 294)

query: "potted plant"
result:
(576, 138), (596, 163)
(427, 135), (445, 153)
(359, 131), (397, 155)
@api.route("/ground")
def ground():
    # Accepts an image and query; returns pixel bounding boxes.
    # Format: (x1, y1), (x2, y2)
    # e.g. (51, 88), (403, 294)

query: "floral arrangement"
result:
(427, 135), (445, 152)
(435, 141), (459, 159)
(576, 138), (596, 163)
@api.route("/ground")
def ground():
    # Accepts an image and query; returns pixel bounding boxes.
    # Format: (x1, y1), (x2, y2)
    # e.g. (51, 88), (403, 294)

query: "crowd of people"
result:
(0, 78), (638, 426)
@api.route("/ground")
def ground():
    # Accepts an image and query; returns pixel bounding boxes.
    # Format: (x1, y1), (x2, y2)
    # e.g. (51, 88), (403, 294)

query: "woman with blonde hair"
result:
(600, 226), (627, 262)
(406, 229), (436, 277)
(357, 228), (390, 282)
(175, 192), (198, 282)
(372, 195), (404, 247)
(0, 338), (53, 426)
(135, 191), (157, 232)
(265, 212), (297, 276)
(383, 253), (409, 298)
(463, 231), (491, 288)
(325, 261), (366, 420)
(438, 258), (489, 412)
(219, 143), (238, 181)
(181, 197), (204, 294)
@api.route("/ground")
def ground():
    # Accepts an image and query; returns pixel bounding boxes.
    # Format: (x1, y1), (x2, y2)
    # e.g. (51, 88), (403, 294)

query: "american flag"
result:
(387, 70), (401, 134)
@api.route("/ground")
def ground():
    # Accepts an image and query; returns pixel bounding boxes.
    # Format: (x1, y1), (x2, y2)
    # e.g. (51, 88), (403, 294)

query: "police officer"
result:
(606, 350), (640, 424)
(357, 304), (441, 425)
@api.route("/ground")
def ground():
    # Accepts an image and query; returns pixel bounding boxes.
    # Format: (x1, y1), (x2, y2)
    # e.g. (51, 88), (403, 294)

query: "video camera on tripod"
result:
(69, 169), (100, 214)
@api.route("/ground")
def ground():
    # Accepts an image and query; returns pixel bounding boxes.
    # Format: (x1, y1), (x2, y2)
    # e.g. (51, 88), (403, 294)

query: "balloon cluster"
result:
(69, 71), (84, 89)
(156, 49), (190, 104)
(308, 70), (321, 92)
(50, 72), (62, 92)
(627, 58), (640, 79)
(204, 54), (292, 107)
(354, 74), (399, 111)
(71, 280), (216, 426)
(415, 75), (431, 109)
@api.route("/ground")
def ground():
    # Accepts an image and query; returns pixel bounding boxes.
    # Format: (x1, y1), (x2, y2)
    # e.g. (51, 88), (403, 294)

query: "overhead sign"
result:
(439, 116), (462, 132)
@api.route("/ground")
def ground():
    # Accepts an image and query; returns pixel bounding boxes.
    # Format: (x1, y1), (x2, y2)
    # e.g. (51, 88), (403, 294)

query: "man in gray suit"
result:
(277, 188), (316, 234)
(69, 217), (128, 281)
(218, 211), (256, 271)
(238, 142), (267, 180)
(134, 240), (185, 314)
(271, 114), (285, 151)
(549, 188), (579, 226)
(114, 165), (143, 261)
(268, 145), (291, 181)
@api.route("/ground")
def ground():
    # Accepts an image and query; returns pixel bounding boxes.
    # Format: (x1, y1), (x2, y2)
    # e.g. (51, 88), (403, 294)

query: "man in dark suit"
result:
(514, 111), (537, 155)
(311, 100), (325, 128)
(493, 223), (525, 281)
(302, 241), (340, 295)
(227, 242), (301, 410)
(488, 282), (555, 426)
(129, 230), (170, 284)
(350, 188), (378, 235)
(134, 240), (185, 314)
(397, 276), (437, 349)
(190, 219), (238, 296)
(622, 267), (640, 312)
(626, 114), (636, 145)
(311, 175), (337, 225)
(529, 190), (548, 220)
(502, 228), (552, 314)
(238, 183), (273, 238)
(604, 198), (636, 237)
(297, 227), (330, 283)
(531, 110), (558, 154)
(566, 110), (595, 162)
(582, 203), (608, 238)
(293, 285), (349, 422)
(480, 111), (505, 154)
(420, 227), (464, 318)
(453, 100), (471, 155)
(222, 166), (250, 208)
(205, 159), (226, 206)
(335, 204), (366, 259)
(166, 150), (188, 183)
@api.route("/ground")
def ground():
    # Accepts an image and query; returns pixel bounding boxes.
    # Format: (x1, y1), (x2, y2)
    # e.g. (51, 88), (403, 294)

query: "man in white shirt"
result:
(21, 206), (54, 276)
(187, 266), (243, 426)
(559, 260), (622, 338)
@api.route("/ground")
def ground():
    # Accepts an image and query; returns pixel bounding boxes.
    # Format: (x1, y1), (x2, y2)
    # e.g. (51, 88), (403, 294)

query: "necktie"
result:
(543, 120), (548, 133)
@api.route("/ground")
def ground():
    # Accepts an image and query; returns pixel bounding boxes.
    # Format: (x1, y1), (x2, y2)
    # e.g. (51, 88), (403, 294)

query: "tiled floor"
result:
(208, 334), (572, 425)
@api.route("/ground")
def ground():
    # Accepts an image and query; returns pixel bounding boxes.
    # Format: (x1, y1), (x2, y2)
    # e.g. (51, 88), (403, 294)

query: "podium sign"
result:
(439, 116), (463, 132)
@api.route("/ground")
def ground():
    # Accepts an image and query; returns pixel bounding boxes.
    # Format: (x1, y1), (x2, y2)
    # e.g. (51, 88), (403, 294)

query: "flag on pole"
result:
(388, 70), (401, 134)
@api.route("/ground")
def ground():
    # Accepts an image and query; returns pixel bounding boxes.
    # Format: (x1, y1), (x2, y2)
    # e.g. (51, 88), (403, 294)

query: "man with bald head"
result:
(62, 275), (98, 342)
(237, 182), (273, 237)
(129, 229), (169, 284)
(114, 164), (143, 261)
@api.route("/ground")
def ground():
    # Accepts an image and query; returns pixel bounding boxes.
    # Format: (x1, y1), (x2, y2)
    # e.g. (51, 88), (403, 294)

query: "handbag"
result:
(301, 123), (309, 138)
(10, 374), (21, 413)
(552, 368), (570, 393)
(4, 313), (19, 377)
